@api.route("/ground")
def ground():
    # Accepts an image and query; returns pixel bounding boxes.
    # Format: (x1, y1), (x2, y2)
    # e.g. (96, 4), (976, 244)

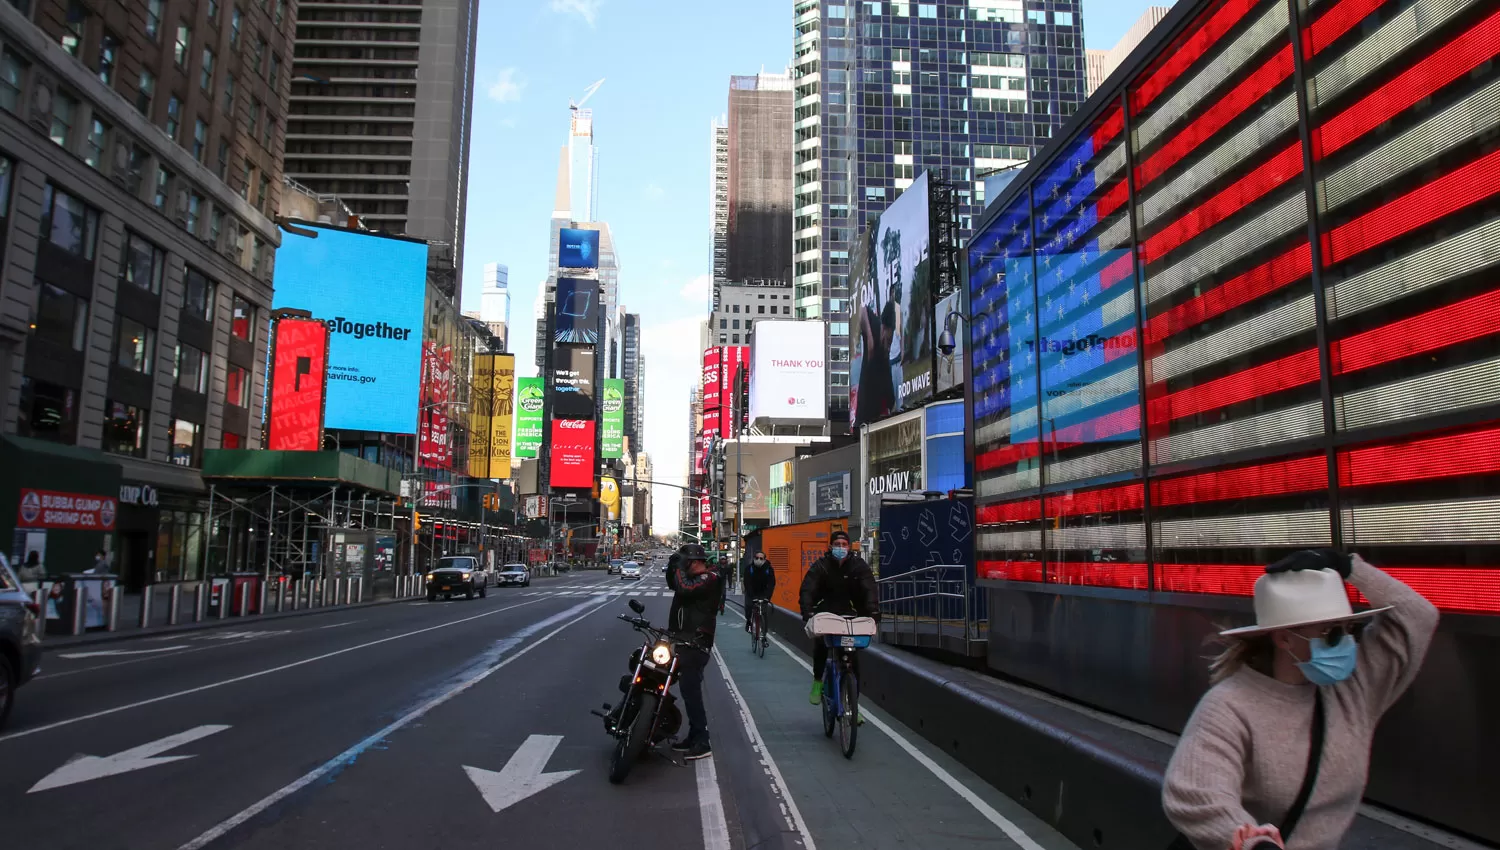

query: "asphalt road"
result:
(2, 568), (1078, 850)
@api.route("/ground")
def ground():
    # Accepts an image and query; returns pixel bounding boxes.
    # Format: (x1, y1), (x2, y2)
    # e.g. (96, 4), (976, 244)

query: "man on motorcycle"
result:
(743, 551), (777, 631)
(665, 543), (721, 760)
(798, 531), (879, 706)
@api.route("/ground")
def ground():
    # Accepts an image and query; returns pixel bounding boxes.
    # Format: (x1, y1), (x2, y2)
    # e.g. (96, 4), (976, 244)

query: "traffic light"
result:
(414, 512), (423, 531)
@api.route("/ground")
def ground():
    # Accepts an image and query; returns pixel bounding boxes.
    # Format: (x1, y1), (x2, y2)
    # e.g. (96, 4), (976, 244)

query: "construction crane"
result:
(570, 78), (605, 111)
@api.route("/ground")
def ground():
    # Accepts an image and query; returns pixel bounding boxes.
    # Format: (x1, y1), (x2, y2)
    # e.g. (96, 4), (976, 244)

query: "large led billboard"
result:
(272, 224), (427, 433)
(554, 277), (600, 344)
(748, 320), (826, 422)
(266, 317), (329, 451)
(549, 419), (596, 489)
(851, 172), (934, 427)
(551, 346), (595, 419)
(601, 378), (624, 458)
(701, 347), (722, 411)
(516, 376), (544, 457)
(558, 228), (600, 269)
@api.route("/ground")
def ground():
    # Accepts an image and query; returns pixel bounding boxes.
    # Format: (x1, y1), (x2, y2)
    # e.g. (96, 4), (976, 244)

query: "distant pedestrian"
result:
(86, 549), (110, 574)
(18, 550), (43, 588)
(1163, 550), (1439, 849)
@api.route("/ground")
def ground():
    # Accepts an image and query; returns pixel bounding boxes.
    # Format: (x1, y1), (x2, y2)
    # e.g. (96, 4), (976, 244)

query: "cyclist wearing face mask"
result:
(798, 530), (879, 706)
(743, 551), (777, 631)
(1163, 550), (1438, 850)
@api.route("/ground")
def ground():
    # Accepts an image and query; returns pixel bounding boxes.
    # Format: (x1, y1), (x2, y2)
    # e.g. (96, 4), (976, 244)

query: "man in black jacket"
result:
(743, 551), (777, 631)
(664, 543), (721, 760)
(798, 530), (879, 706)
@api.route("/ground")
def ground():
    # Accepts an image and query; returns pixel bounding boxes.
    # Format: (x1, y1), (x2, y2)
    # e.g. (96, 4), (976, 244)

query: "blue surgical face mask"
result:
(831, 546), (849, 560)
(1293, 632), (1359, 686)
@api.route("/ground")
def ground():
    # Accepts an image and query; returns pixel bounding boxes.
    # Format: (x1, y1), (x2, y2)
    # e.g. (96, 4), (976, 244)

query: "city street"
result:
(1, 570), (1075, 850)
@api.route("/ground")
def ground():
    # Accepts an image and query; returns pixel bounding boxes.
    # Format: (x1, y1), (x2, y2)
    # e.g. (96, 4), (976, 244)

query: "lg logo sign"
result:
(786, 397), (806, 406)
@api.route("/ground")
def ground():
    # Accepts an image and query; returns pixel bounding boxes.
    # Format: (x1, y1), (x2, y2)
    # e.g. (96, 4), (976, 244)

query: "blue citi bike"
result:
(809, 614), (874, 759)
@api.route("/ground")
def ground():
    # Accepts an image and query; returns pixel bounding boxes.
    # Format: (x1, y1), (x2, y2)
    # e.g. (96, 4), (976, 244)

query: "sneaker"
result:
(671, 737), (694, 753)
(685, 739), (713, 760)
(809, 681), (823, 705)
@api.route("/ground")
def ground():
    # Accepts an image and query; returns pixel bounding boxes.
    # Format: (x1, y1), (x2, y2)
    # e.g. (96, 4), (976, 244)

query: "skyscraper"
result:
(793, 0), (1085, 421)
(480, 263), (510, 350)
(1084, 5), (1172, 95)
(710, 118), (729, 303)
(286, 0), (480, 302)
(726, 71), (795, 292)
(622, 314), (643, 445)
(568, 103), (600, 222)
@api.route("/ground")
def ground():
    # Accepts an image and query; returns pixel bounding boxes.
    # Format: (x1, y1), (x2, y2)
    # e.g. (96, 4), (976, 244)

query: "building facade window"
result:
(40, 183), (98, 259)
(98, 32), (120, 85)
(183, 267), (214, 320)
(121, 231), (165, 293)
(170, 418), (202, 466)
(222, 74), (234, 116)
(49, 89), (76, 148)
(153, 167), (172, 210)
(114, 317), (154, 374)
(0, 49), (25, 113)
(200, 47), (214, 91)
(186, 193), (202, 234)
(136, 69), (155, 114)
(145, 0), (164, 39)
(231, 293), (253, 340)
(192, 119), (207, 160)
(34, 282), (88, 351)
(230, 7), (242, 47)
(84, 118), (108, 170)
(216, 139), (229, 180)
(174, 343), (208, 393)
(173, 24), (191, 67)
(60, 0), (84, 55)
(18, 377), (78, 444)
(208, 208), (222, 245)
(166, 94), (181, 140)
(103, 401), (147, 457)
(226, 364), (249, 407)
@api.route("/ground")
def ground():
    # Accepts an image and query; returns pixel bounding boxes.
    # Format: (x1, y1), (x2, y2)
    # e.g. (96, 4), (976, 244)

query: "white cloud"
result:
(487, 68), (526, 103)
(643, 183), (666, 200)
(679, 274), (711, 303)
(641, 315), (706, 533)
(548, 0), (603, 26)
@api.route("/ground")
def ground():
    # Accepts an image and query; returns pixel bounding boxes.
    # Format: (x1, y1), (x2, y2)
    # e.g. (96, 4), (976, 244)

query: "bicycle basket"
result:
(806, 612), (878, 638)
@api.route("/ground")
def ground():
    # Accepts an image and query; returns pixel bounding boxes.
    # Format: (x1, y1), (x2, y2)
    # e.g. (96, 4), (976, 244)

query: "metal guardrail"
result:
(877, 564), (987, 656)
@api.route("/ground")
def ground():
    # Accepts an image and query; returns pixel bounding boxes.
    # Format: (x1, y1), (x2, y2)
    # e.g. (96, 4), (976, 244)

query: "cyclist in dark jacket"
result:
(798, 530), (879, 706)
(664, 543), (721, 760)
(743, 551), (777, 631)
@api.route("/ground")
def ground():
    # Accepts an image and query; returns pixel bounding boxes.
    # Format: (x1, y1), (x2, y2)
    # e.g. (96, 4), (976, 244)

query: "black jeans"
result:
(811, 637), (860, 684)
(676, 646), (711, 743)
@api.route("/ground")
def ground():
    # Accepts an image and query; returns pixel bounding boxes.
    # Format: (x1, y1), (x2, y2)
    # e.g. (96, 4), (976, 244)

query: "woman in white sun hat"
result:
(1163, 549), (1439, 850)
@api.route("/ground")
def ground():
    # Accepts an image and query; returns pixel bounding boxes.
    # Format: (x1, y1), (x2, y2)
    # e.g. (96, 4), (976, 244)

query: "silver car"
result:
(0, 553), (43, 729)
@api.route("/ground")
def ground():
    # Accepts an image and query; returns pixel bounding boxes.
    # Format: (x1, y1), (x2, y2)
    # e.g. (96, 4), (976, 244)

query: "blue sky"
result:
(460, 0), (1168, 529)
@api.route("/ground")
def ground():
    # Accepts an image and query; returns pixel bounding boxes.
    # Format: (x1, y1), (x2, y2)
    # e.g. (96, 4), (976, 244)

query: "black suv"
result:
(0, 554), (43, 728)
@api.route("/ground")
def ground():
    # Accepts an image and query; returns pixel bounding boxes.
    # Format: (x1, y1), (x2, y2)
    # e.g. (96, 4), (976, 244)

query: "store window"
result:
(121, 231), (165, 293)
(18, 377), (78, 444)
(114, 317), (154, 374)
(156, 509), (205, 580)
(225, 364), (249, 408)
(170, 418), (202, 466)
(231, 293), (253, 340)
(34, 282), (88, 351)
(103, 400), (147, 457)
(174, 343), (208, 393)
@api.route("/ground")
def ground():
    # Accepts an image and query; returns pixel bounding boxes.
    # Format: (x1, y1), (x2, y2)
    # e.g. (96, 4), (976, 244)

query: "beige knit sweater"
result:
(1163, 561), (1440, 849)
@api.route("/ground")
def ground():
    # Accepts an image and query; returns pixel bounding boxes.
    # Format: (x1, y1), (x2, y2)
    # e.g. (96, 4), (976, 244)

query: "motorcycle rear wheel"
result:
(608, 692), (657, 784)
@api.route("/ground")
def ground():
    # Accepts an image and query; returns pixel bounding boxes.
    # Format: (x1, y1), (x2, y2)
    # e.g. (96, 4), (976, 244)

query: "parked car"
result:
(496, 563), (531, 587)
(0, 553), (43, 729)
(608, 559), (624, 575)
(620, 562), (642, 581)
(426, 556), (488, 601)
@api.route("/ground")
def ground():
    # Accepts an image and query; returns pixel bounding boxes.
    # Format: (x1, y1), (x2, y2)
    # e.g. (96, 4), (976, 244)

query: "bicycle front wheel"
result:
(838, 668), (859, 758)
(749, 610), (759, 652)
(821, 670), (836, 738)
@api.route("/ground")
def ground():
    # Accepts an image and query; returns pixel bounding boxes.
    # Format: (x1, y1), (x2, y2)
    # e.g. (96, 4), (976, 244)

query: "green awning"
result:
(0, 434), (122, 496)
(201, 449), (401, 495)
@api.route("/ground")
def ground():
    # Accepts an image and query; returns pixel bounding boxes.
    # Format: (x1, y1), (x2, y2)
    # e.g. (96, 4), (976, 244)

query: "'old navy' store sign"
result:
(868, 469), (913, 496)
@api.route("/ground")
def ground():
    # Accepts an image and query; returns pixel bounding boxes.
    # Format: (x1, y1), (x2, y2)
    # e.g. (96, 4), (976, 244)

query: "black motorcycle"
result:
(591, 599), (693, 783)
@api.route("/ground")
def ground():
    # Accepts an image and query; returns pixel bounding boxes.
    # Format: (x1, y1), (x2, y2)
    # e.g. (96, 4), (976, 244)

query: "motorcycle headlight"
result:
(651, 643), (672, 666)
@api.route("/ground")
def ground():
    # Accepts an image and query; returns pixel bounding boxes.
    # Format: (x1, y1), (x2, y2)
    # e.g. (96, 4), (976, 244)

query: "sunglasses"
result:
(1297, 622), (1368, 647)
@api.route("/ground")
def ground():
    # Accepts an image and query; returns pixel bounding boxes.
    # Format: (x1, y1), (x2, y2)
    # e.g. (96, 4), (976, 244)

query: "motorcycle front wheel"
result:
(608, 692), (657, 784)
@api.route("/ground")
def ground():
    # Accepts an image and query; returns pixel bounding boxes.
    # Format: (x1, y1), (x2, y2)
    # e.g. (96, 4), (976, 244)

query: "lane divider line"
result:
(696, 747), (733, 850)
(755, 618), (1049, 850)
(711, 645), (816, 850)
(0, 598), (548, 744)
(175, 596), (616, 850)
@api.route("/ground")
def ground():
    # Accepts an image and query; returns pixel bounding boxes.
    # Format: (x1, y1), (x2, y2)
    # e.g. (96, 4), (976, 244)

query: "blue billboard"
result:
(554, 277), (600, 344)
(558, 228), (600, 269)
(271, 225), (428, 434)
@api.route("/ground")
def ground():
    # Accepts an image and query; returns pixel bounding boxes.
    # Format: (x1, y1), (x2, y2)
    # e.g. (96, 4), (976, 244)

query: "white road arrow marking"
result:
(57, 645), (191, 659)
(29, 725), (230, 793)
(463, 734), (579, 813)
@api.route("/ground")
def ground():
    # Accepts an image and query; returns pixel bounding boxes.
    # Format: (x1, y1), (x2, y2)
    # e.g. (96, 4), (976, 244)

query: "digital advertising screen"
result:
(601, 378), (624, 458)
(267, 317), (329, 451)
(554, 277), (600, 344)
(748, 321), (826, 422)
(516, 376), (544, 457)
(701, 347), (722, 411)
(271, 225), (428, 433)
(558, 228), (600, 269)
(851, 172), (934, 426)
(551, 346), (596, 419)
(549, 419), (596, 489)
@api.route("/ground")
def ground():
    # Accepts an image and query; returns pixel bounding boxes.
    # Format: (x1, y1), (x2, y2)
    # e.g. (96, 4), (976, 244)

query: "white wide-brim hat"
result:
(1220, 567), (1391, 637)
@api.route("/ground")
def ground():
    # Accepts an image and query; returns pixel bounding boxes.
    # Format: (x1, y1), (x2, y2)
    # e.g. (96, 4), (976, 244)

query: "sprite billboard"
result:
(602, 378), (624, 459)
(516, 376), (544, 458)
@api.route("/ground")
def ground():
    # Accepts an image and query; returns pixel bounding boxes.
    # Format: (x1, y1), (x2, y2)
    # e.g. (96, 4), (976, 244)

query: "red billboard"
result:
(17, 488), (117, 530)
(700, 495), (713, 534)
(419, 342), (453, 468)
(719, 345), (747, 436)
(701, 347), (722, 411)
(267, 317), (329, 451)
(549, 419), (596, 489)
